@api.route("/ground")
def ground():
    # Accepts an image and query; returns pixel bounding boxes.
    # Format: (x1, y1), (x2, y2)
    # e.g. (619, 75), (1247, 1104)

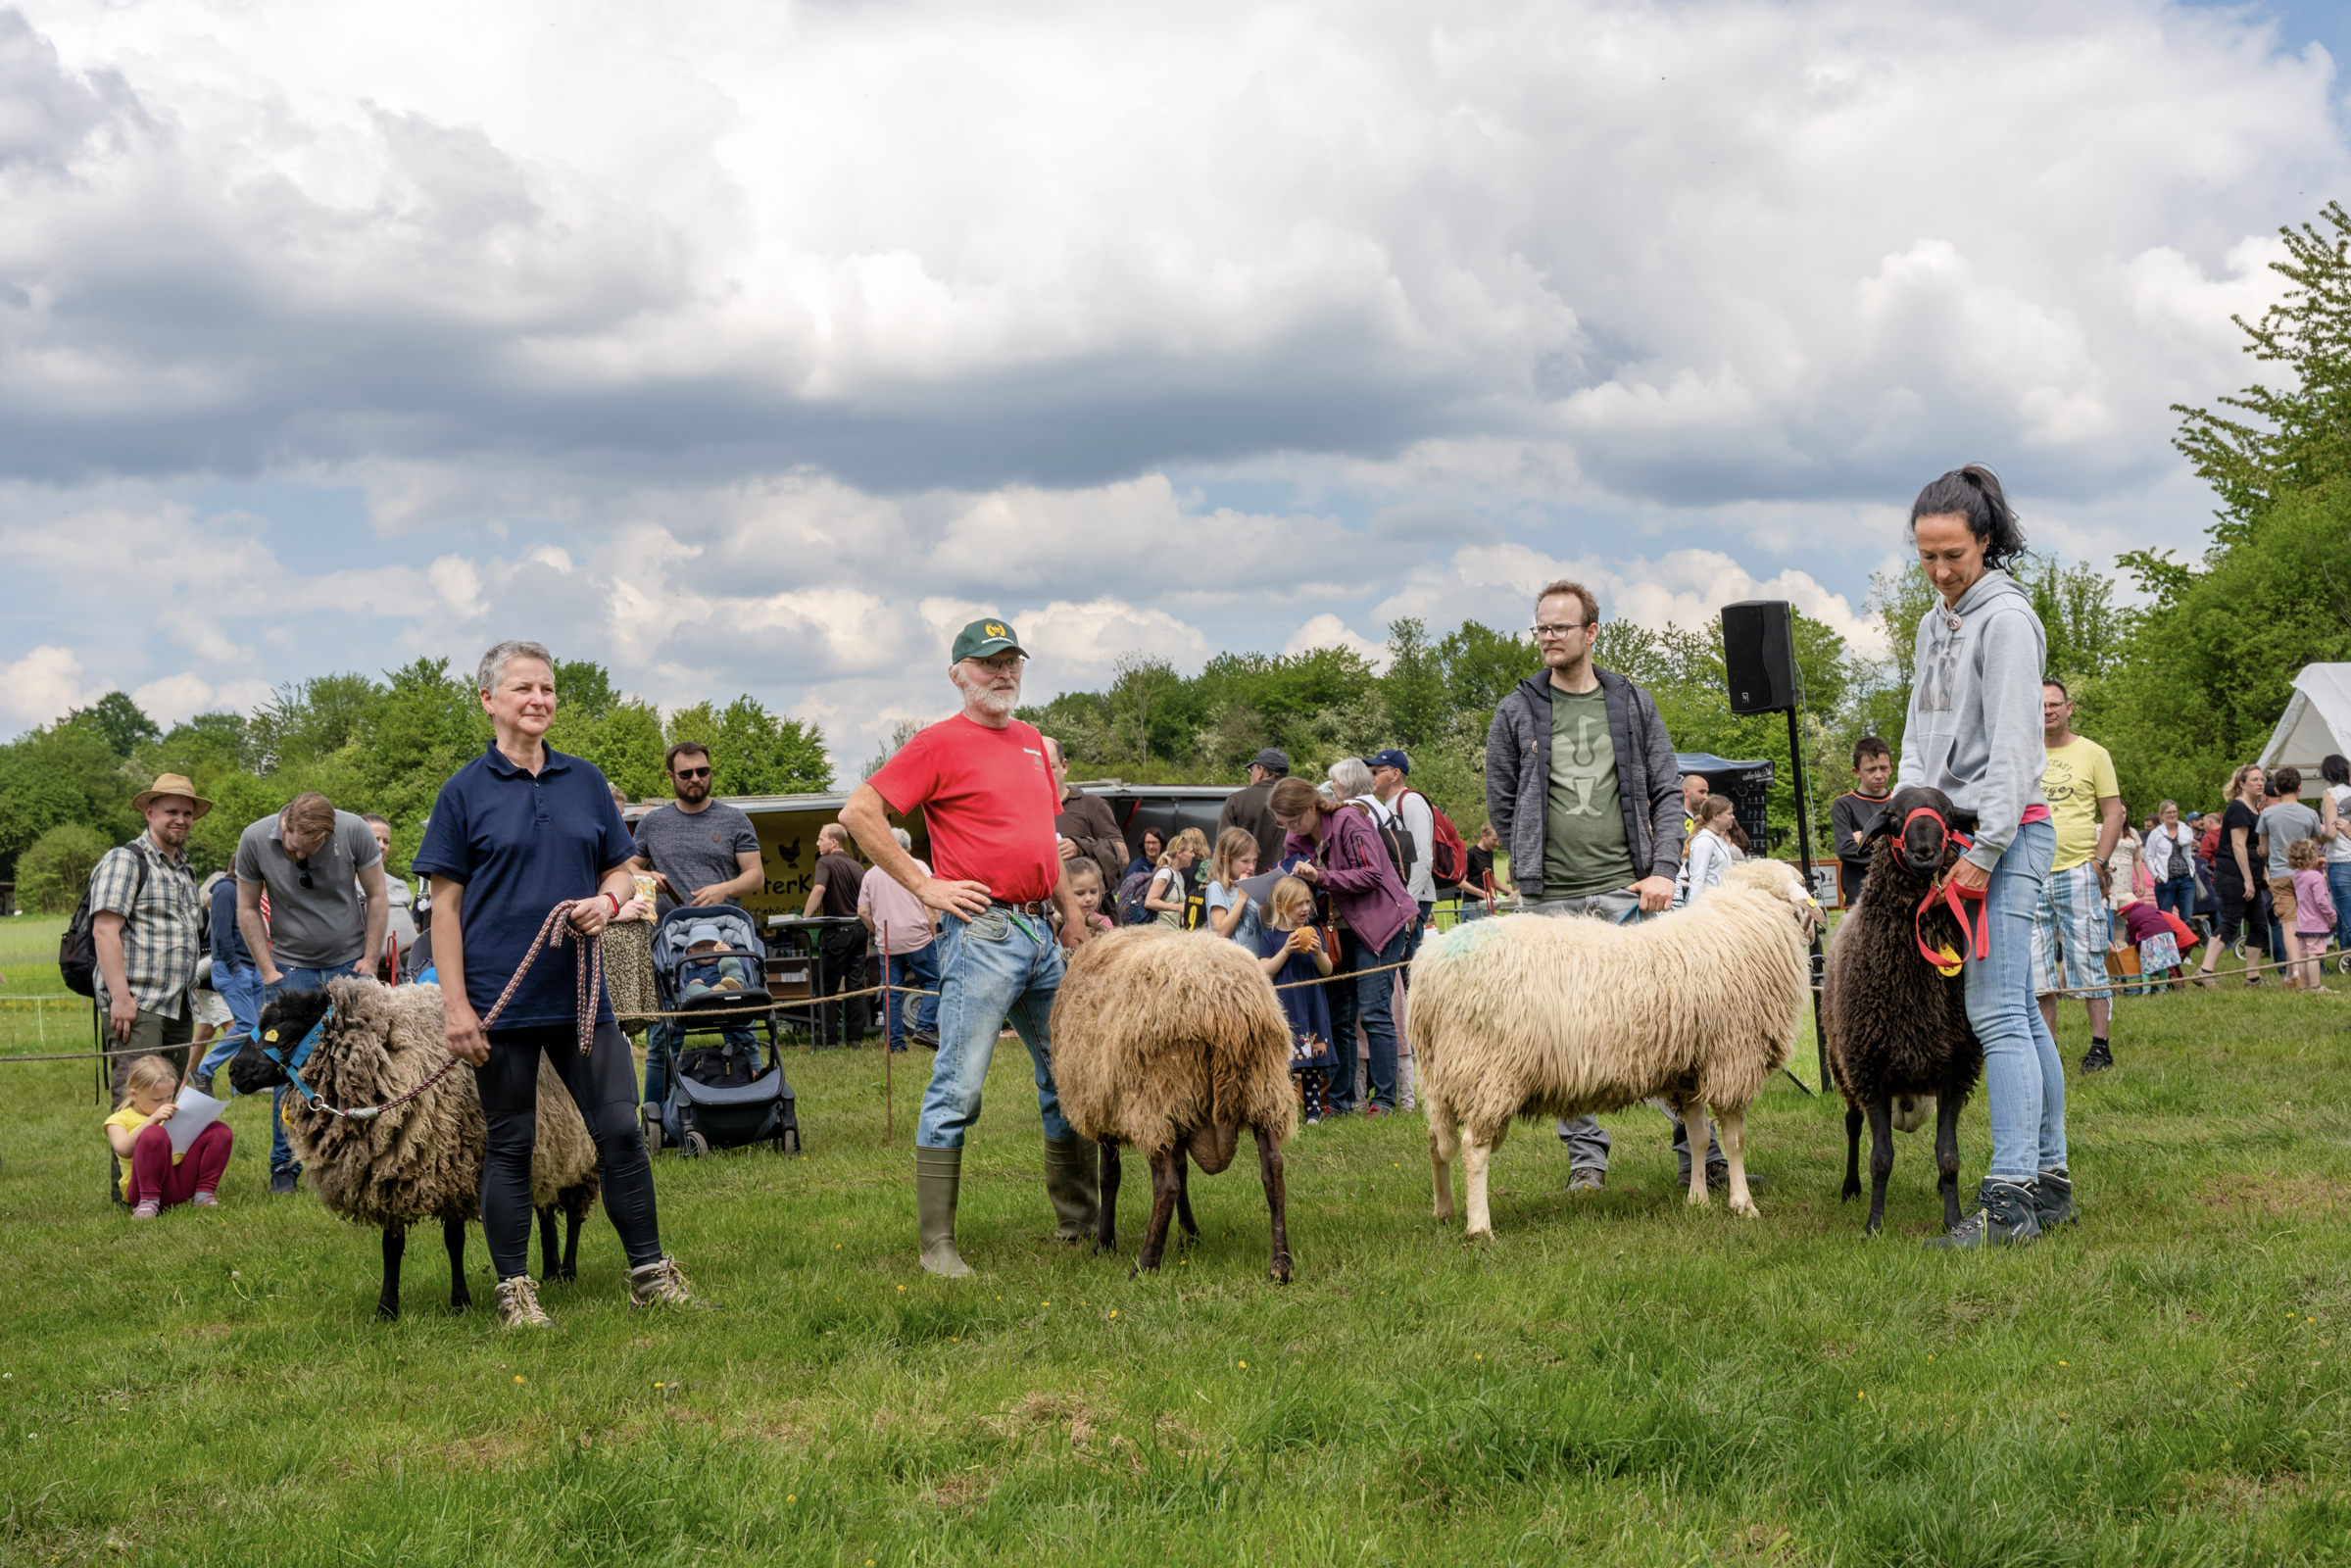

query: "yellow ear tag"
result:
(1932, 944), (1962, 979)
(264, 1030), (279, 1043)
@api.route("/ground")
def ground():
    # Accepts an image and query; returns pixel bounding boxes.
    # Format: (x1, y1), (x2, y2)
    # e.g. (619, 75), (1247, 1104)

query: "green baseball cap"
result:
(951, 616), (1028, 662)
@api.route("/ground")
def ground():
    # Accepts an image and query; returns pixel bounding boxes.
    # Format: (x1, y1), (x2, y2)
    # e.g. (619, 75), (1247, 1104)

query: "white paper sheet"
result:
(167, 1084), (227, 1154)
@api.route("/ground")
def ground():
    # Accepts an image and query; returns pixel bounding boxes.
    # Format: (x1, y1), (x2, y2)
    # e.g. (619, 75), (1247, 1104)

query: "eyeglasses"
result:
(296, 855), (314, 890)
(672, 766), (712, 780)
(1532, 622), (1590, 639)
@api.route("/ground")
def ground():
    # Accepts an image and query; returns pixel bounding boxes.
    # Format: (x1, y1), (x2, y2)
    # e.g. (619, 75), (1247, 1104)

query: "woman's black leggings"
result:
(477, 1020), (662, 1278)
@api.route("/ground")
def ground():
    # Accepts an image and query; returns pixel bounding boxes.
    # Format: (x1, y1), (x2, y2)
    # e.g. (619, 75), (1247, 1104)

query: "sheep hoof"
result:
(1731, 1198), (1760, 1218)
(1269, 1254), (1294, 1284)
(1463, 1225), (1493, 1243)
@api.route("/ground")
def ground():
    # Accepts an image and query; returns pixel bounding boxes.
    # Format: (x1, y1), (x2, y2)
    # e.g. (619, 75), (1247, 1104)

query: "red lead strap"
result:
(1913, 829), (1986, 971)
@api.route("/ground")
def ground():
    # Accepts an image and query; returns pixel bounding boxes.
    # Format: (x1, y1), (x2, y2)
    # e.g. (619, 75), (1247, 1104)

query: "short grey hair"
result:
(477, 639), (555, 696)
(1327, 758), (1374, 800)
(891, 827), (913, 852)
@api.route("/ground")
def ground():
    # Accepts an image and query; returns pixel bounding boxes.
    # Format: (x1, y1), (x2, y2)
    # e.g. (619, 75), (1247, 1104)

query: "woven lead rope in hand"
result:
(475, 901), (604, 1055)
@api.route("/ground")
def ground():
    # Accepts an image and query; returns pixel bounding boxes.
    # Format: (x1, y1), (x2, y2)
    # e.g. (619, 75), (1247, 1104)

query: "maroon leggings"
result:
(128, 1121), (232, 1206)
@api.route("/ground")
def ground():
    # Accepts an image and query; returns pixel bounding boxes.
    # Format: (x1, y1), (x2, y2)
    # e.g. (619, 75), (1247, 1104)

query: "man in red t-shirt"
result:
(840, 616), (1099, 1277)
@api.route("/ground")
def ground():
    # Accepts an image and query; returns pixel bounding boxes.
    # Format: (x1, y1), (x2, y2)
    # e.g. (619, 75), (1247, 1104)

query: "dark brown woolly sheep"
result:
(228, 978), (600, 1317)
(1821, 784), (1985, 1235)
(1051, 927), (1299, 1282)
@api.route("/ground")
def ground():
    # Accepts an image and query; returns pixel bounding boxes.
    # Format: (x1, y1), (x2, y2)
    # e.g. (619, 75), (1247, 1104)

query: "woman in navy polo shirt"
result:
(415, 639), (696, 1327)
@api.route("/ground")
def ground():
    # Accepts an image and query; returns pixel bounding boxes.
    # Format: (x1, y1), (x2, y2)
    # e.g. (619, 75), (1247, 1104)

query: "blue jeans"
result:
(879, 944), (941, 1052)
(1963, 820), (2067, 1181)
(263, 963), (362, 1175)
(2329, 863), (2351, 958)
(916, 908), (1072, 1150)
(194, 961), (267, 1081)
(1325, 923), (1408, 1112)
(2155, 873), (2195, 921)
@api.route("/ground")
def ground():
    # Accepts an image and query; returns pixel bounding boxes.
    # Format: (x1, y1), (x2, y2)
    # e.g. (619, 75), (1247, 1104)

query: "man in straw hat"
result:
(91, 774), (212, 1105)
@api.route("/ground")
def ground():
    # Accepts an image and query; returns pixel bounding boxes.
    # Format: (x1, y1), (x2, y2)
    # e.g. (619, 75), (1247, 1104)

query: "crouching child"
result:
(104, 1054), (231, 1217)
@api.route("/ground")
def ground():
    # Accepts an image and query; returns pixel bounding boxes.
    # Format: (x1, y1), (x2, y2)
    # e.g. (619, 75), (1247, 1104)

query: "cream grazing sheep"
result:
(227, 977), (600, 1318)
(1413, 858), (1822, 1237)
(1050, 927), (1300, 1281)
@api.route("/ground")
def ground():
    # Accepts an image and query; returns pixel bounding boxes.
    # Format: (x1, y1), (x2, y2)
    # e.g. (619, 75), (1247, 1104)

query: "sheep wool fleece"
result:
(1052, 928), (1298, 1162)
(275, 979), (598, 1229)
(1413, 858), (1815, 1235)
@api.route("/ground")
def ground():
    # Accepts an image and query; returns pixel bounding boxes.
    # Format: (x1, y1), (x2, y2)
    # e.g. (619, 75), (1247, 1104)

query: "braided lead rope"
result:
(298, 902), (598, 1122)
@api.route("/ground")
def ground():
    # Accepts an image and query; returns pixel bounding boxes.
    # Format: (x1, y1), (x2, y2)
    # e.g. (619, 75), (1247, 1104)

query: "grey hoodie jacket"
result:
(1486, 668), (1684, 902)
(1896, 568), (2049, 872)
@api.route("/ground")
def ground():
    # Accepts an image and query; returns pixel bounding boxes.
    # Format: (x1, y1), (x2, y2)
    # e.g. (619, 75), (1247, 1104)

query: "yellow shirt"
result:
(2040, 735), (2120, 873)
(104, 1105), (181, 1199)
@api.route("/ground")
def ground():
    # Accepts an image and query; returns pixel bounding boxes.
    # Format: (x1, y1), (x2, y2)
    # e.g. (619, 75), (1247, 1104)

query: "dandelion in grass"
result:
(1108, 1310), (1117, 1320)
(1238, 1360), (1247, 1369)
(785, 1494), (796, 1504)
(514, 1376), (525, 1385)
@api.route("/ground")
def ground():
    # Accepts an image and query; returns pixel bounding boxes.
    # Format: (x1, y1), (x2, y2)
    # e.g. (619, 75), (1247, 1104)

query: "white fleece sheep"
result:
(1411, 858), (1822, 1236)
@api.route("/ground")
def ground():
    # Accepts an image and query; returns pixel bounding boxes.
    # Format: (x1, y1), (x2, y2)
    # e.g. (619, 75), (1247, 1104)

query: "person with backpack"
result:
(1366, 749), (1466, 957)
(79, 774), (210, 1106)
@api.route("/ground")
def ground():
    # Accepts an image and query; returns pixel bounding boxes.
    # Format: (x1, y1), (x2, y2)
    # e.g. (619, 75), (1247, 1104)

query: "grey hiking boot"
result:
(915, 1146), (974, 1278)
(1567, 1166), (1605, 1194)
(1042, 1135), (1101, 1243)
(496, 1275), (552, 1328)
(1923, 1179), (2042, 1250)
(2034, 1167), (2078, 1231)
(627, 1256), (698, 1309)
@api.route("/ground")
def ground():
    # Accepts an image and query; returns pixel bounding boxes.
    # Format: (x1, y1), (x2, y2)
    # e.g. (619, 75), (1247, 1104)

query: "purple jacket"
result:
(1284, 804), (1418, 953)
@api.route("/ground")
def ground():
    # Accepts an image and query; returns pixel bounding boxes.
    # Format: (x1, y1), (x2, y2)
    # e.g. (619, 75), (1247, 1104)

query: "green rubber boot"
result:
(1042, 1135), (1101, 1243)
(914, 1146), (974, 1279)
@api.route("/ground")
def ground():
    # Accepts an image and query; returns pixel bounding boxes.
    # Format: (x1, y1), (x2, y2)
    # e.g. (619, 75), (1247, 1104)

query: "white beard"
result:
(953, 664), (1022, 720)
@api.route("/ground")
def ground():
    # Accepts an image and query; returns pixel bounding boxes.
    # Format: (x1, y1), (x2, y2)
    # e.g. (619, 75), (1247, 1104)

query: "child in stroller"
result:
(643, 907), (801, 1156)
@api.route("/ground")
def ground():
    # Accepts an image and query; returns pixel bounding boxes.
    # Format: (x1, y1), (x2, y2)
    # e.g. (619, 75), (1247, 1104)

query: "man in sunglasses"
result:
(626, 743), (766, 1106)
(233, 790), (389, 1193)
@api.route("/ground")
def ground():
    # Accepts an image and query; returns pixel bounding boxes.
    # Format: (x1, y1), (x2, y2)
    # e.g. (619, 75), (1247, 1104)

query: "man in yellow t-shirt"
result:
(2033, 679), (2126, 1073)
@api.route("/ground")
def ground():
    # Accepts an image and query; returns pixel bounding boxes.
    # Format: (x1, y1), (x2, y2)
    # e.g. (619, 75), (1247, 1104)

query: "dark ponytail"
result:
(1909, 465), (2028, 571)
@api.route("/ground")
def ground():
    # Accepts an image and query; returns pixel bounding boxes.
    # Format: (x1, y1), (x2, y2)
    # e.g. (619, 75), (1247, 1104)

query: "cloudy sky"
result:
(2, 0), (2344, 774)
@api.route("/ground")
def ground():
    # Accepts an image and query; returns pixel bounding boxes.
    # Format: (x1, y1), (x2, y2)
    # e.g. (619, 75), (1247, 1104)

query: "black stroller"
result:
(640, 906), (801, 1157)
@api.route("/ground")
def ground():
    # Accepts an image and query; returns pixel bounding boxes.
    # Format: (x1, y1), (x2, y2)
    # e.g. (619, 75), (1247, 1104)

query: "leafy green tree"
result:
(2171, 200), (2351, 547)
(17, 822), (109, 913)
(1439, 620), (1538, 714)
(1108, 654), (1185, 762)
(667, 698), (831, 795)
(0, 721), (139, 878)
(1381, 617), (1447, 749)
(67, 691), (161, 758)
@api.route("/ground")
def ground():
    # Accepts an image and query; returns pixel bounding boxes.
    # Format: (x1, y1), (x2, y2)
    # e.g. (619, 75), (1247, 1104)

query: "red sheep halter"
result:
(1905, 808), (1987, 972)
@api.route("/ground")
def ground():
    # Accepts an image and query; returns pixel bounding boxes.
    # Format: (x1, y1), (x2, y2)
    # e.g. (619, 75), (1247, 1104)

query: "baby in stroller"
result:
(681, 925), (756, 1001)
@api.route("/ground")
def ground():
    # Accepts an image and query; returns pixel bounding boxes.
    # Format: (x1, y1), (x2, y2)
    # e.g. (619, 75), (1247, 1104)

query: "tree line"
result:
(2, 659), (830, 912)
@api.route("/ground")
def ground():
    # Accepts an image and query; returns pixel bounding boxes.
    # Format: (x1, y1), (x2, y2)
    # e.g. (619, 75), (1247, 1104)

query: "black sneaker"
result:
(906, 1028), (940, 1052)
(269, 1168), (299, 1197)
(2080, 1041), (2114, 1074)
(1922, 1179), (2041, 1250)
(190, 1072), (217, 1098)
(2034, 1168), (2078, 1230)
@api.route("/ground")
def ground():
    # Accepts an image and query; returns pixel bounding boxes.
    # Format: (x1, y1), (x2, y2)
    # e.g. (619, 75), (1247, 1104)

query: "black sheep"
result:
(1822, 784), (1985, 1235)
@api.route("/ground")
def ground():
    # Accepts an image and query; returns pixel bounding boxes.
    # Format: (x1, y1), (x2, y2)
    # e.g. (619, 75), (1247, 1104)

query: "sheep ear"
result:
(1946, 807), (1980, 835)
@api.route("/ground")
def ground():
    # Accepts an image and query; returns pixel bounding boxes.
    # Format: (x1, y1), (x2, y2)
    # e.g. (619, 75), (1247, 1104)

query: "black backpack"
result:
(60, 841), (149, 999)
(1356, 803), (1417, 883)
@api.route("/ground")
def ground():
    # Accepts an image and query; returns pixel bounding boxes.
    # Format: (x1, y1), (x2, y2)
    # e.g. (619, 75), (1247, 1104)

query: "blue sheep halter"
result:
(252, 1005), (333, 1106)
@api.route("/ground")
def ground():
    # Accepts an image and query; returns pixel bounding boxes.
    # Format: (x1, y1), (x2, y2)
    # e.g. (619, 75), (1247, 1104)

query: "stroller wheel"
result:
(641, 1104), (662, 1154)
(683, 1130), (709, 1158)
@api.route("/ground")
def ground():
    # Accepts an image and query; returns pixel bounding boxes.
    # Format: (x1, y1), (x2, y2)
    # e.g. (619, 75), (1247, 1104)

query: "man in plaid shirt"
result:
(92, 773), (211, 1106)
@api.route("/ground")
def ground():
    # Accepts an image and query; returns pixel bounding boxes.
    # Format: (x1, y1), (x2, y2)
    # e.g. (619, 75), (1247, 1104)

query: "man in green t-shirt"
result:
(1488, 578), (1739, 1194)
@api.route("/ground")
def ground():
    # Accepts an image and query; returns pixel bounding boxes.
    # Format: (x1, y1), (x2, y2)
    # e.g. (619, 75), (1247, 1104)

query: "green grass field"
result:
(2, 947), (2348, 1566)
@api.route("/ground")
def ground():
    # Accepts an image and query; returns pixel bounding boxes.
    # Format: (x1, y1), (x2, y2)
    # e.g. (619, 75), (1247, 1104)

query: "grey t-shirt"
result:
(2258, 800), (2323, 878)
(631, 801), (762, 914)
(233, 808), (383, 968)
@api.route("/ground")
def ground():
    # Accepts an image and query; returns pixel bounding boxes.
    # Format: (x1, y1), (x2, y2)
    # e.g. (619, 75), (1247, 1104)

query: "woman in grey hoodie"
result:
(1898, 466), (2072, 1249)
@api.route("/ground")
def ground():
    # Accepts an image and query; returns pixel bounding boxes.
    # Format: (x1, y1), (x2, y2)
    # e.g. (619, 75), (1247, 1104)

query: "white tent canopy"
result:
(2257, 663), (2351, 796)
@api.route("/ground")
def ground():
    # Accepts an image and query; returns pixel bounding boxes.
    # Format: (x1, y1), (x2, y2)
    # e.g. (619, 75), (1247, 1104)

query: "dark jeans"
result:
(478, 1020), (662, 1278)
(2155, 873), (2196, 921)
(264, 965), (360, 1175)
(1324, 923), (1408, 1111)
(816, 924), (870, 1046)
